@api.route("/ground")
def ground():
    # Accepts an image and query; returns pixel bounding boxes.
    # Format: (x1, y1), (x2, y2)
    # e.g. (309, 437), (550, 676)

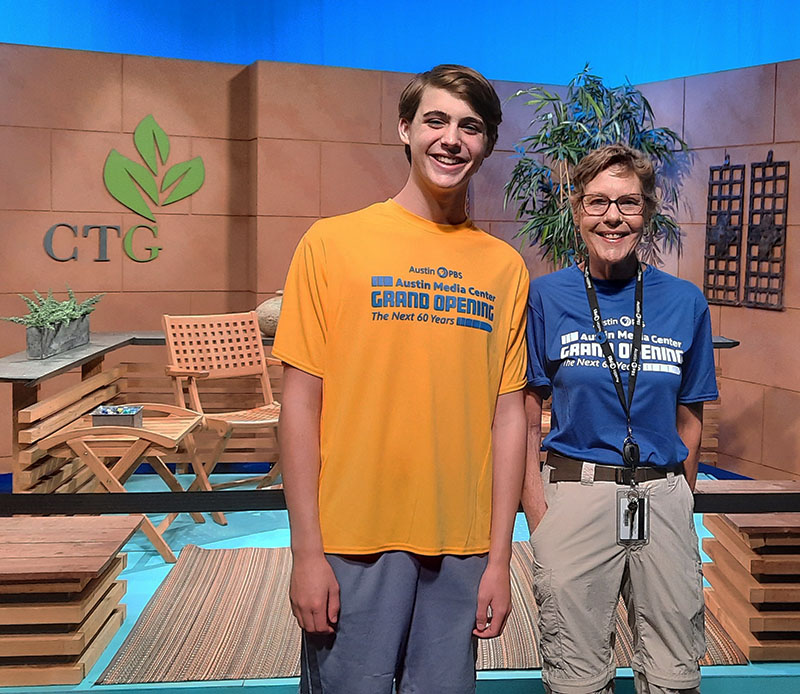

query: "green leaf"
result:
(134, 115), (170, 175)
(161, 156), (205, 205)
(103, 150), (158, 222)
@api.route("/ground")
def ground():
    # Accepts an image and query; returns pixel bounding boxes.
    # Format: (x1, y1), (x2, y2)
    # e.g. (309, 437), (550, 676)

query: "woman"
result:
(522, 144), (718, 694)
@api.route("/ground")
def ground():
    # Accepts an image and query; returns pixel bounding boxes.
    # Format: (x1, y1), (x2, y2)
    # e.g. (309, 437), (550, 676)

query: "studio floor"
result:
(2, 474), (800, 694)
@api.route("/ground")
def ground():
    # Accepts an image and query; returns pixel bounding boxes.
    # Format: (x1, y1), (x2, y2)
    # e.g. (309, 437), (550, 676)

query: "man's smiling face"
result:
(398, 86), (490, 197)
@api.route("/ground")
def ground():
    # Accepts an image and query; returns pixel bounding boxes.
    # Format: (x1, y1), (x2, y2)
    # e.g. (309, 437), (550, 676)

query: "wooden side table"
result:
(38, 403), (212, 562)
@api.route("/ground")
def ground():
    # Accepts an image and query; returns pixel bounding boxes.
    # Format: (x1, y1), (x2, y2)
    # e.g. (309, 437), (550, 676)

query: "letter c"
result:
(43, 223), (78, 261)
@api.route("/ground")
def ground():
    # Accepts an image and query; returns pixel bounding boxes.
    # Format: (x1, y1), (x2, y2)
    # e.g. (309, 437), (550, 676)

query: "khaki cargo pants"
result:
(530, 464), (704, 694)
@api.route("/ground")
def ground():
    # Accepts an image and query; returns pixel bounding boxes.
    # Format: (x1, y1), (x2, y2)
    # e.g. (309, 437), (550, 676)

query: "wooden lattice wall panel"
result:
(743, 152), (789, 310)
(704, 156), (745, 305)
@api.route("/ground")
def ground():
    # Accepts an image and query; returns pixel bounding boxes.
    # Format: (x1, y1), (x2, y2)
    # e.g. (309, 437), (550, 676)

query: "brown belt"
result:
(545, 452), (684, 484)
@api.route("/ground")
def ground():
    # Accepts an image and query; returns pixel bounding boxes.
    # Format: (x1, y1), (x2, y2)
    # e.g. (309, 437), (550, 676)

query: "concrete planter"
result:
(26, 315), (90, 360)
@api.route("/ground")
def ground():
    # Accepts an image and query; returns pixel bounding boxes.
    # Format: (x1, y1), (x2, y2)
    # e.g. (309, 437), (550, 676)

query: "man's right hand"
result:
(290, 554), (340, 634)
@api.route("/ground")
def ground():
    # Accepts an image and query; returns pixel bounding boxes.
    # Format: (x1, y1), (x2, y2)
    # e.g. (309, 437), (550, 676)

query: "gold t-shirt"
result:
(273, 200), (528, 555)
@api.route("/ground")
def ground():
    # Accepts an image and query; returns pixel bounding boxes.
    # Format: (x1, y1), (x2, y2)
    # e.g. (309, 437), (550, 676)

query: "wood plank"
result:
(702, 535), (800, 577)
(704, 513), (765, 550)
(0, 516), (142, 542)
(18, 385), (119, 444)
(695, 479), (800, 495)
(17, 368), (122, 424)
(705, 562), (800, 631)
(15, 455), (78, 488)
(723, 513), (800, 536)
(15, 457), (82, 492)
(0, 607), (124, 686)
(704, 538), (800, 603)
(0, 581), (125, 656)
(0, 578), (88, 595)
(0, 543), (120, 560)
(23, 460), (85, 494)
(15, 445), (47, 471)
(705, 588), (800, 661)
(0, 561), (124, 625)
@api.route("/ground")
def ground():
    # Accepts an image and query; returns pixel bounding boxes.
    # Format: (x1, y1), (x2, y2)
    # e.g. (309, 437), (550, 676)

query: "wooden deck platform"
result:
(0, 516), (141, 686)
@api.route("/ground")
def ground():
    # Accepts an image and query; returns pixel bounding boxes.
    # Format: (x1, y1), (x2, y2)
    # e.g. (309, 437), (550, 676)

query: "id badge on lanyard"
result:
(616, 486), (650, 545)
(582, 261), (650, 546)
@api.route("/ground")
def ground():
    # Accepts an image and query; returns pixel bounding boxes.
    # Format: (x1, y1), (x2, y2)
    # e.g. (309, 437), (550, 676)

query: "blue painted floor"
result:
(2, 474), (800, 693)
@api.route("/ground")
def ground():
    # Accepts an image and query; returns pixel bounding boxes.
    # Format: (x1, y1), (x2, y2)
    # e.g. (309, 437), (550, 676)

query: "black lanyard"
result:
(582, 261), (644, 472)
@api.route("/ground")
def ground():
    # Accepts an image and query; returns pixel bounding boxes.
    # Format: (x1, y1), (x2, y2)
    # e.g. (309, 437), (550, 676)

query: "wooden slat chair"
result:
(162, 312), (282, 513)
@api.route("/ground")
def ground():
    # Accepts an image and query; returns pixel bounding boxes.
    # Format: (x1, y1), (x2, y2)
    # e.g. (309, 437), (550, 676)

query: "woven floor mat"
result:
(99, 543), (746, 684)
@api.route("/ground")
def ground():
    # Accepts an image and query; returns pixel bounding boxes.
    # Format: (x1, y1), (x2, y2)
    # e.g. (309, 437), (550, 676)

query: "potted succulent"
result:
(505, 65), (689, 267)
(2, 288), (104, 359)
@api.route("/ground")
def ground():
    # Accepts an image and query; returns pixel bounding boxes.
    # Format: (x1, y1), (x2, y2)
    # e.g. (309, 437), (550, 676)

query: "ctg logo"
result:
(43, 115), (205, 263)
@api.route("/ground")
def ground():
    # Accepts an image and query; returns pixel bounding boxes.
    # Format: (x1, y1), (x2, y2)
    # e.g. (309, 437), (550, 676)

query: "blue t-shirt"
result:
(527, 264), (719, 467)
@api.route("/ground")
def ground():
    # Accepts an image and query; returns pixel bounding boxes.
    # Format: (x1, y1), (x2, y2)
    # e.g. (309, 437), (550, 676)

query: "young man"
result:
(273, 64), (528, 694)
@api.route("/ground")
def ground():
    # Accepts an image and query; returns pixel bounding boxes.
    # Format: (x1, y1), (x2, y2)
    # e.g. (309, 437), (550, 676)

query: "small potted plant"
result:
(2, 288), (105, 359)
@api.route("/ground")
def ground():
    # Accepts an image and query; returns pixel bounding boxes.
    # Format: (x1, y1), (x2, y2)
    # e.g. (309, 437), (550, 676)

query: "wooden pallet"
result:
(0, 516), (140, 685)
(703, 512), (800, 661)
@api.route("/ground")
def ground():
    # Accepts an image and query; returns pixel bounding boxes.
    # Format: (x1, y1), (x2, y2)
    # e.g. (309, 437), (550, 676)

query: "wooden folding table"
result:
(38, 403), (214, 563)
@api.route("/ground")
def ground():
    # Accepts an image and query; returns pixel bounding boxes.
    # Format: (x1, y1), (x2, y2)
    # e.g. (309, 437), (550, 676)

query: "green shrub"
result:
(2, 288), (104, 328)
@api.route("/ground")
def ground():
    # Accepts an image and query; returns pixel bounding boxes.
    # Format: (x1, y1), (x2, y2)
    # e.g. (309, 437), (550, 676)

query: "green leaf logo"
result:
(103, 115), (205, 220)
(103, 150), (159, 221)
(134, 115), (170, 174)
(162, 157), (205, 205)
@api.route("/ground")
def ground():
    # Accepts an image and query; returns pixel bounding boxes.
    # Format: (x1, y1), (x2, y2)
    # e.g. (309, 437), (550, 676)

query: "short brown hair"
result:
(398, 64), (502, 162)
(570, 144), (658, 221)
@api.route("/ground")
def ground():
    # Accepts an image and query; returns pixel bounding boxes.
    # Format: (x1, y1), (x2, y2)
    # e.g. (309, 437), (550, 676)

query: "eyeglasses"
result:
(580, 194), (645, 216)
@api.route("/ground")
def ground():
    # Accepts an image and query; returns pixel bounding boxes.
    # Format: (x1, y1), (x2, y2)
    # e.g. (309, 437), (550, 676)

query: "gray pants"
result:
(531, 466), (704, 694)
(300, 551), (488, 694)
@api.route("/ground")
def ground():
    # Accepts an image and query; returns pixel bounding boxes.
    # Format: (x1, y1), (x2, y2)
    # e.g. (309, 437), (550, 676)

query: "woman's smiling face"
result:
(576, 165), (644, 279)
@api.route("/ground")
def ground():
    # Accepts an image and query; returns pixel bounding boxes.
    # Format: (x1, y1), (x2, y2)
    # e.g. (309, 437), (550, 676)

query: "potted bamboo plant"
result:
(505, 65), (689, 267)
(2, 288), (104, 359)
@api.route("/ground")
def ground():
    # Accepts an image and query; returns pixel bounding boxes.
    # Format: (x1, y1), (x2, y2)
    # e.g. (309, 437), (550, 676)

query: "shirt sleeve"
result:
(272, 226), (328, 377)
(525, 280), (553, 396)
(678, 295), (719, 403)
(498, 261), (530, 394)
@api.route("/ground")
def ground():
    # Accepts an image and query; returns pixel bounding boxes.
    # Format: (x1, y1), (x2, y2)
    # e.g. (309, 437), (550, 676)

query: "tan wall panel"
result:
(119, 214), (250, 292)
(684, 64), (775, 149)
(380, 72), (414, 146)
(677, 223), (705, 289)
(718, 452), (800, 481)
(89, 292), (193, 332)
(719, 306), (800, 392)
(257, 139), (321, 217)
(784, 225), (800, 310)
(488, 222), (556, 280)
(470, 153), (518, 223)
(0, 45), (122, 131)
(254, 61), (381, 143)
(255, 217), (316, 294)
(320, 142), (407, 217)
(717, 377), (765, 464)
(0, 211), (125, 294)
(190, 138), (252, 216)
(52, 130), (192, 215)
(188, 291), (257, 315)
(775, 59), (800, 143)
(636, 78), (686, 140)
(0, 127), (51, 211)
(762, 387), (800, 474)
(122, 56), (248, 139)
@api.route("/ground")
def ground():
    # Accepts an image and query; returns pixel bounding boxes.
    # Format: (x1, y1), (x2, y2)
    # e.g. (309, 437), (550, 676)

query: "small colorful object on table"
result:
(91, 405), (144, 427)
